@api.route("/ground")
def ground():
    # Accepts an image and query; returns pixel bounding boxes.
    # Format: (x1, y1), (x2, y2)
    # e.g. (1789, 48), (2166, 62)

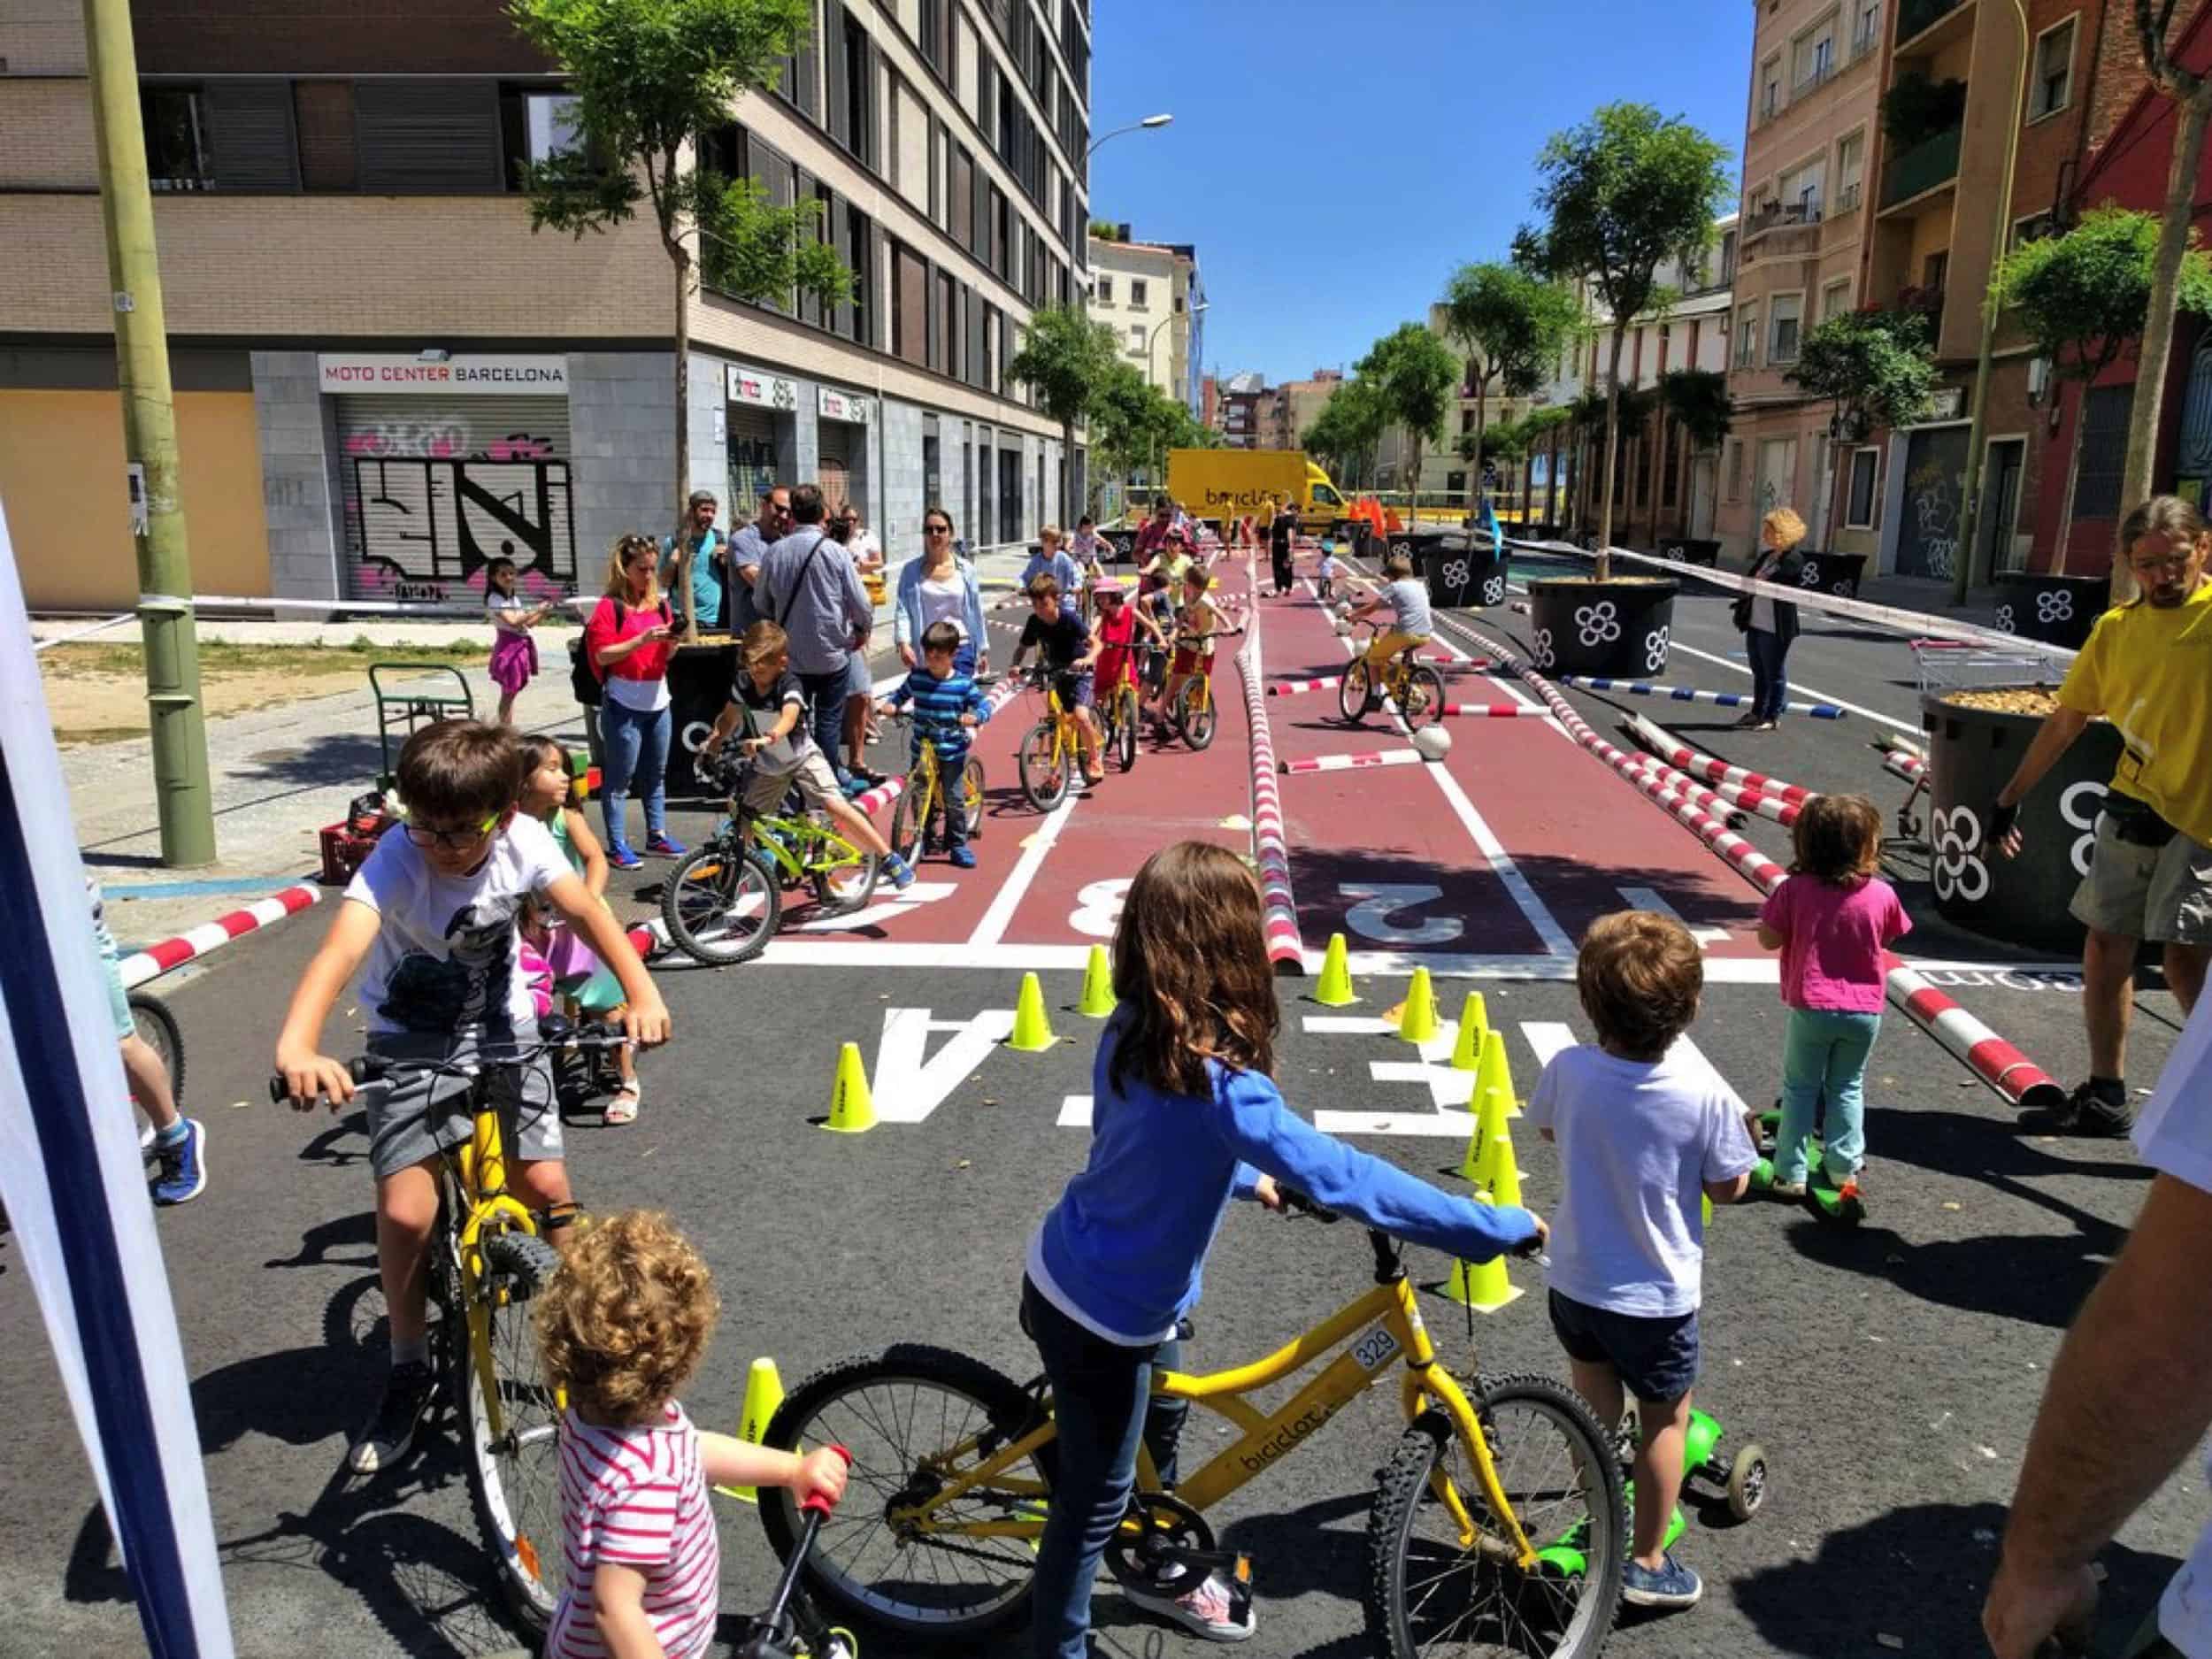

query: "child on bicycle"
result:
(90, 876), (204, 1204)
(1316, 543), (1342, 604)
(1023, 840), (1546, 1655)
(701, 621), (917, 889)
(1525, 910), (1755, 1614)
(1137, 567), (1178, 700)
(1007, 574), (1104, 787)
(1151, 564), (1233, 732)
(1090, 576), (1165, 737)
(273, 719), (672, 1477)
(876, 619), (994, 869)
(535, 1210), (849, 1659)
(1347, 551), (1433, 679)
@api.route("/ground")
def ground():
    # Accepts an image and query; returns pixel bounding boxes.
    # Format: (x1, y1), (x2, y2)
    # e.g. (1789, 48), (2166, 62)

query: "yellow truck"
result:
(1165, 449), (1352, 536)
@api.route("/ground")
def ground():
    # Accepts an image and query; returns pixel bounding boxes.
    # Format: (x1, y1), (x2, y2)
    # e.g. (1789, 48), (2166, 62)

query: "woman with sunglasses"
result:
(894, 506), (988, 678)
(582, 534), (684, 871)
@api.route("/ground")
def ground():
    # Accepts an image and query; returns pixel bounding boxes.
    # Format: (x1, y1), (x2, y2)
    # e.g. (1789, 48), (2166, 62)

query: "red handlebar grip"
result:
(798, 1443), (854, 1517)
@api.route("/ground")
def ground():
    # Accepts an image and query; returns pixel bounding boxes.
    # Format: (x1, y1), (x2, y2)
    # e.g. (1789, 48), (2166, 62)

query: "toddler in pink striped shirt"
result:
(534, 1210), (848, 1658)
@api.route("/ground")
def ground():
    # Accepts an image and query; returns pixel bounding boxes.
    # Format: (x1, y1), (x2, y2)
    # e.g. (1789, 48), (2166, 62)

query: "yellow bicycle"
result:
(1341, 618), (1446, 727)
(1016, 666), (1091, 810)
(757, 1195), (1624, 1657)
(886, 713), (987, 866)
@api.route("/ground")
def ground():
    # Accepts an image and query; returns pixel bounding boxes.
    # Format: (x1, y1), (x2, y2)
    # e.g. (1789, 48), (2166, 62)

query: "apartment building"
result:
(1717, 0), (1888, 563)
(1087, 228), (1203, 415)
(0, 0), (1090, 611)
(1263, 368), (1343, 454)
(1217, 370), (1264, 448)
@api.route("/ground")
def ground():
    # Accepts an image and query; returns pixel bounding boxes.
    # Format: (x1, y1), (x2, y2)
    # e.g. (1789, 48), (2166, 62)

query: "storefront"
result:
(725, 361), (798, 514)
(817, 385), (873, 517)
(319, 353), (575, 604)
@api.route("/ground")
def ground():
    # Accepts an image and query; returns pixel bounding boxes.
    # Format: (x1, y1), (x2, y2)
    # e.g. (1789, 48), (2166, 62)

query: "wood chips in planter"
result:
(1939, 687), (2064, 718)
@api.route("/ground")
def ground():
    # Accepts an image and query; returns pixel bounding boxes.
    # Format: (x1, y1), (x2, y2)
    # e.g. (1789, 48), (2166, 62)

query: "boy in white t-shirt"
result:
(1348, 552), (1434, 677)
(1525, 910), (1755, 1614)
(274, 720), (671, 1478)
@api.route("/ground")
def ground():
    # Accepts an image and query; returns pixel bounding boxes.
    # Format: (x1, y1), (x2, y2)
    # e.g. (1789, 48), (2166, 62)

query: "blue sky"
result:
(1088, 0), (1752, 386)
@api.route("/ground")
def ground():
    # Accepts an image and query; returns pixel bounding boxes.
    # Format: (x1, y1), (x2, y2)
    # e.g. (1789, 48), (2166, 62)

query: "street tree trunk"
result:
(2115, 83), (2212, 601)
(1470, 374), (1489, 529)
(1409, 436), (1423, 528)
(2054, 385), (2088, 576)
(1596, 327), (1626, 580)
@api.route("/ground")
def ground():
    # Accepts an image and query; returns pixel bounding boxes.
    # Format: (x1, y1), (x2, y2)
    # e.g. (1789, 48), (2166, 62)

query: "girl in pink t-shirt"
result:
(1756, 794), (1910, 1204)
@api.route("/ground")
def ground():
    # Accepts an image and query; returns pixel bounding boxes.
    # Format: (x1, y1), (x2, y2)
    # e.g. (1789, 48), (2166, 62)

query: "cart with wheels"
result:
(1894, 640), (2055, 849)
(368, 663), (477, 791)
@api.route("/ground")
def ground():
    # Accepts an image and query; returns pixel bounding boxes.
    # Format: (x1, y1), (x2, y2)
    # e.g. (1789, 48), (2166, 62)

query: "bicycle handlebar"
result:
(1277, 1185), (1547, 1266)
(799, 1442), (855, 1517)
(268, 1016), (631, 1105)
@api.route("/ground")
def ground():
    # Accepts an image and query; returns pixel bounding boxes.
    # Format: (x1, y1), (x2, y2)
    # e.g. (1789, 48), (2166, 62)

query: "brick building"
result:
(0, 0), (1090, 610)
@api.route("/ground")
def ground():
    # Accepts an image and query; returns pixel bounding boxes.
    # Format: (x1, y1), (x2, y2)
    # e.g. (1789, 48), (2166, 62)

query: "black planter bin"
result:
(1795, 549), (1869, 599)
(1922, 689), (2124, 954)
(1655, 538), (1723, 568)
(1105, 527), (1139, 562)
(567, 637), (733, 803)
(1995, 572), (2109, 650)
(1525, 577), (1680, 678)
(1421, 534), (1513, 610)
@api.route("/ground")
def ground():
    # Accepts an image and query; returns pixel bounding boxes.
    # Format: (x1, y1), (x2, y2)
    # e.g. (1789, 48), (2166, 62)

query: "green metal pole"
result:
(81, 0), (215, 865)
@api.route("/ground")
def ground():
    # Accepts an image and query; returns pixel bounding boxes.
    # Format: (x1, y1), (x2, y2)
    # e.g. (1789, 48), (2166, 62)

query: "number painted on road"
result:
(1071, 878), (1133, 940)
(1339, 882), (1463, 946)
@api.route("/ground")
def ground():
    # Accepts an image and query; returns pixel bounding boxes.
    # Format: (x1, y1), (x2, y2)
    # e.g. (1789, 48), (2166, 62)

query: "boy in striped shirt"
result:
(878, 619), (995, 869)
(535, 1210), (848, 1659)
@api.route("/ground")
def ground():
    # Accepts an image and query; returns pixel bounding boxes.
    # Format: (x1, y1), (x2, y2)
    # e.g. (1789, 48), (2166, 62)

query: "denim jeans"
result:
(597, 698), (669, 850)
(1746, 626), (1790, 719)
(1776, 1007), (1880, 1184)
(799, 666), (850, 780)
(1022, 1278), (1185, 1659)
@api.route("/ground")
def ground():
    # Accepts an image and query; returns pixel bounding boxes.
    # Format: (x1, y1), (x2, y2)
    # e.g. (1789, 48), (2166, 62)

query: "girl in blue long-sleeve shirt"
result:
(1022, 841), (1546, 1655)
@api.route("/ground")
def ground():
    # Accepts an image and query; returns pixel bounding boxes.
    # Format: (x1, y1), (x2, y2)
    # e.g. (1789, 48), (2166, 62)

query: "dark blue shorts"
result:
(1548, 1290), (1700, 1404)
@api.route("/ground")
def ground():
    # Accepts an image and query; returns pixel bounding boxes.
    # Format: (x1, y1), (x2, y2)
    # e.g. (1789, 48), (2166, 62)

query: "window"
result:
(1852, 0), (1881, 56)
(142, 86), (210, 190)
(2011, 211), (2057, 251)
(1780, 158), (1824, 217)
(1445, 470), (1468, 495)
(295, 81), (357, 191)
(1131, 278), (1148, 307)
(1822, 277), (1852, 319)
(523, 92), (580, 162)
(1761, 56), (1783, 119)
(950, 145), (974, 248)
(1094, 273), (1113, 303)
(1726, 439), (1746, 500)
(1845, 447), (1880, 526)
(2032, 18), (2077, 119)
(1836, 130), (1865, 210)
(1770, 294), (1803, 361)
(2074, 383), (2134, 519)
(1462, 408), (1478, 434)
(1793, 23), (1835, 88)
(1662, 419), (1680, 508)
(1923, 250), (1950, 293)
(1736, 306), (1760, 367)
(1717, 229), (1738, 284)
(893, 244), (927, 367)
(1128, 324), (1145, 351)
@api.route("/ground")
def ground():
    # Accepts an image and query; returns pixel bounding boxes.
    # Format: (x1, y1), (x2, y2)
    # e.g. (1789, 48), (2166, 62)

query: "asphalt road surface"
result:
(1, 546), (2198, 1659)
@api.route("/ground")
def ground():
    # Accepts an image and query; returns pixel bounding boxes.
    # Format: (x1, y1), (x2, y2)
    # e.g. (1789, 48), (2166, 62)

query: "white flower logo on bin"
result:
(1442, 559), (1471, 592)
(1799, 564), (1821, 588)
(2061, 780), (2108, 878)
(1532, 627), (1557, 669)
(1644, 626), (1671, 673)
(1932, 806), (1992, 903)
(1832, 580), (1854, 595)
(1482, 573), (1506, 606)
(2038, 589), (2075, 625)
(1994, 603), (2017, 634)
(1573, 602), (1622, 648)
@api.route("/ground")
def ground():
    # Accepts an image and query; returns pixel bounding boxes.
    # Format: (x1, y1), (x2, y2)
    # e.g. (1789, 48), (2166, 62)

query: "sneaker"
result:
(1621, 1552), (1703, 1610)
(1768, 1178), (1809, 1201)
(150, 1118), (207, 1206)
(949, 845), (977, 870)
(644, 833), (687, 858)
(607, 842), (643, 872)
(2019, 1079), (2132, 1138)
(1732, 711), (1761, 729)
(349, 1359), (438, 1475)
(883, 853), (917, 890)
(1123, 1566), (1256, 1643)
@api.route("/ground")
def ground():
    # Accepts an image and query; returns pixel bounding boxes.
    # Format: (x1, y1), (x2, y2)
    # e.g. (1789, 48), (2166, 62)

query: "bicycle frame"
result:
(895, 1271), (1540, 1570)
(446, 1088), (541, 1444)
(732, 799), (866, 884)
(1029, 680), (1085, 768)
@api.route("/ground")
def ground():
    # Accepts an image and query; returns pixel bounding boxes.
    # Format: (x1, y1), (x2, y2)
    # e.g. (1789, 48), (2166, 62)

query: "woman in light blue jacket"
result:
(894, 505), (989, 676)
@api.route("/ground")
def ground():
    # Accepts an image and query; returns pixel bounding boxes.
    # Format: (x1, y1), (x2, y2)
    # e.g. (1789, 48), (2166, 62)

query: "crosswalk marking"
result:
(1616, 887), (1730, 947)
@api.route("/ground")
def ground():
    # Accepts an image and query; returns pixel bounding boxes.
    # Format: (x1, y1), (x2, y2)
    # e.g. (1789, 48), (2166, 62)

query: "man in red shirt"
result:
(1133, 496), (1175, 565)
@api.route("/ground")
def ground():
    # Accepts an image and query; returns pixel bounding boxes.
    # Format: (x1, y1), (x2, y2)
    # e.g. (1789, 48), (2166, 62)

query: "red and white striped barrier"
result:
(1268, 675), (1343, 696)
(1701, 774), (1805, 826)
(117, 881), (322, 989)
(1439, 615), (2067, 1113)
(1624, 712), (1814, 803)
(1618, 754), (1751, 829)
(1233, 557), (1303, 972)
(1882, 752), (1924, 789)
(1279, 747), (1434, 776)
(1438, 703), (1552, 718)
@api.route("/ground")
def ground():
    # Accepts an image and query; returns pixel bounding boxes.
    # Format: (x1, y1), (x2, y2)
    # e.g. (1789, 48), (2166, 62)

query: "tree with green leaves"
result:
(1788, 309), (1938, 442)
(1440, 262), (1585, 515)
(1008, 304), (1122, 520)
(1659, 368), (1732, 452)
(1357, 323), (1461, 526)
(1515, 103), (1732, 576)
(1990, 205), (2212, 571)
(511, 0), (850, 635)
(1303, 378), (1389, 490)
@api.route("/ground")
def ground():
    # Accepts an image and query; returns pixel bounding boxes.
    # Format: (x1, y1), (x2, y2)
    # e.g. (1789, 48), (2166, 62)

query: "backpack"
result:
(570, 599), (669, 707)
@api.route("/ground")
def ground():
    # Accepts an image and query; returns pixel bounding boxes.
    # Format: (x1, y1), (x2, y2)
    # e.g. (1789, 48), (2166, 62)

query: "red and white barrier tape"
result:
(1279, 747), (1433, 776)
(1440, 615), (2066, 1112)
(1624, 712), (1814, 803)
(1438, 703), (1552, 719)
(1234, 557), (1304, 972)
(118, 882), (322, 989)
(1268, 675), (1343, 697)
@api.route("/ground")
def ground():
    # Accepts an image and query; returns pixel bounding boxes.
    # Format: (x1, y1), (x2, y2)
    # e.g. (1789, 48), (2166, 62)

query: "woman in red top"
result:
(1089, 577), (1165, 722)
(583, 534), (680, 871)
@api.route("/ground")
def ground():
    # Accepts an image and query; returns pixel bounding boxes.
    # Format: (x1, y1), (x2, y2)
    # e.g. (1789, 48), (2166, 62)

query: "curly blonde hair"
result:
(1761, 507), (1808, 551)
(534, 1210), (719, 1427)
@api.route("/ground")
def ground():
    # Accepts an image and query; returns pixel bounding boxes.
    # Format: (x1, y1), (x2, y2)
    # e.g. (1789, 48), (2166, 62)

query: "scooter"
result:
(1746, 1102), (1866, 1226)
(1534, 1408), (1770, 1577)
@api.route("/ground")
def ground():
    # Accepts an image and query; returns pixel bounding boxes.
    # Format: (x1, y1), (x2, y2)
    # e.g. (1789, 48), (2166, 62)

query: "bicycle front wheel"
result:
(1339, 658), (1374, 724)
(960, 757), (987, 839)
(810, 833), (881, 912)
(887, 776), (927, 867)
(1018, 723), (1070, 810)
(127, 991), (184, 1097)
(460, 1231), (569, 1637)
(1402, 664), (1448, 727)
(1176, 678), (1217, 749)
(759, 1343), (1046, 1641)
(1365, 1374), (1624, 1659)
(662, 841), (780, 964)
(1111, 689), (1140, 770)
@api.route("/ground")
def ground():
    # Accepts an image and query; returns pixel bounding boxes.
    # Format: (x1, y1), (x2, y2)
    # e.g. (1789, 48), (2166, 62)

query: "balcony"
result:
(1879, 124), (1962, 210)
(1834, 180), (1863, 214)
(1896, 0), (1965, 45)
(1743, 198), (1824, 243)
(1792, 58), (1837, 98)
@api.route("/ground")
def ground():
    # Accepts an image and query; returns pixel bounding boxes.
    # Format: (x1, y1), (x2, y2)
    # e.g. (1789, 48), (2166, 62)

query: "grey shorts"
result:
(741, 746), (844, 816)
(2069, 814), (2212, 945)
(360, 1033), (562, 1181)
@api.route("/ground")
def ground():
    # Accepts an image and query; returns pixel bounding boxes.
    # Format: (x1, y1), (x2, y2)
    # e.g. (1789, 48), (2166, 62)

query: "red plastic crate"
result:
(319, 816), (396, 886)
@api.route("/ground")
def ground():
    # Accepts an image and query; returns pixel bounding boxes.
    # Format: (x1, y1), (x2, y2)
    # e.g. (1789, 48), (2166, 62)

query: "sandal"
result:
(605, 1083), (641, 1126)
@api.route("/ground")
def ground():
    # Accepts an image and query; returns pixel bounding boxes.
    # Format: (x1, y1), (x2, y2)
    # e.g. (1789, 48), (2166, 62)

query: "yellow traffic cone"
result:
(1474, 1024), (1521, 1121)
(1449, 992), (1490, 1071)
(1489, 1132), (1525, 1211)
(719, 1357), (786, 1502)
(1701, 1192), (1714, 1227)
(1460, 1030), (1514, 1182)
(1435, 1206), (1523, 1313)
(1079, 944), (1116, 1018)
(1009, 972), (1057, 1052)
(1394, 967), (1439, 1044)
(1314, 933), (1358, 1006)
(822, 1041), (877, 1134)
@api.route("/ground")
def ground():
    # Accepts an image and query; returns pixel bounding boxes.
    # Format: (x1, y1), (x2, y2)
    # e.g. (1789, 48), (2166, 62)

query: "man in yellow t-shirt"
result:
(1992, 495), (2212, 1135)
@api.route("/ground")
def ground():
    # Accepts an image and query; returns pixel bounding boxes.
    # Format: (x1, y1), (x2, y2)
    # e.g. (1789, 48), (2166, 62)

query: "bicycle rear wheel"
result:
(759, 1344), (1046, 1641)
(887, 776), (929, 866)
(1018, 723), (1070, 810)
(1402, 664), (1447, 727)
(460, 1230), (568, 1637)
(1339, 658), (1374, 724)
(1175, 678), (1217, 749)
(662, 841), (780, 964)
(1365, 1374), (1624, 1659)
(127, 991), (184, 1097)
(960, 757), (987, 840)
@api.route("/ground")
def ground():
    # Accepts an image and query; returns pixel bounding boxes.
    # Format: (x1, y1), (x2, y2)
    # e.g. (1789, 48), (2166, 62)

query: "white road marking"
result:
(967, 789), (1080, 949)
(743, 938), (1783, 979)
(1056, 1094), (1094, 1127)
(1519, 1021), (1578, 1070)
(869, 1007), (1017, 1125)
(1617, 886), (1731, 947)
(1340, 881), (1463, 946)
(795, 881), (957, 932)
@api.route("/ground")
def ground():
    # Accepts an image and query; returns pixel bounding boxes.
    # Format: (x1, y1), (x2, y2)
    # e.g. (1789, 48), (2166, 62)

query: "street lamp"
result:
(1088, 113), (1172, 157)
(1147, 303), (1209, 491)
